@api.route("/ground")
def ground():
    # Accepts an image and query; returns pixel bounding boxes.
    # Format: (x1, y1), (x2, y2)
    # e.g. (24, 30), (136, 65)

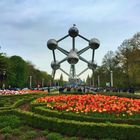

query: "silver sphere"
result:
(89, 38), (100, 49)
(68, 26), (79, 37)
(51, 61), (60, 70)
(47, 39), (58, 50)
(67, 50), (79, 64)
(88, 61), (97, 69)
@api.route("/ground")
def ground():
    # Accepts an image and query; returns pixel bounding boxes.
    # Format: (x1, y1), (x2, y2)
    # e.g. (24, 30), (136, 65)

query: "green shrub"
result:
(0, 109), (15, 116)
(0, 93), (46, 109)
(0, 102), (4, 107)
(12, 109), (140, 139)
(32, 106), (140, 125)
(62, 137), (78, 140)
(0, 106), (13, 111)
(0, 126), (12, 134)
(11, 128), (21, 136)
(3, 133), (11, 140)
(12, 94), (46, 108)
(0, 115), (21, 129)
(47, 132), (63, 140)
(20, 130), (38, 140)
(102, 138), (117, 140)
(41, 129), (49, 136)
(30, 100), (47, 110)
(19, 125), (33, 132)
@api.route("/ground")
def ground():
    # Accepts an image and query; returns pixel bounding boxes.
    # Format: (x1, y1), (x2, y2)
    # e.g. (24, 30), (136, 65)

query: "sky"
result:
(0, 0), (140, 80)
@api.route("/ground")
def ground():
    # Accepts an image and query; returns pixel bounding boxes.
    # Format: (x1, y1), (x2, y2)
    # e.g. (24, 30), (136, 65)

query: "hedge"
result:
(31, 106), (140, 126)
(0, 109), (15, 116)
(0, 98), (32, 111)
(11, 109), (140, 139)
(0, 93), (46, 111)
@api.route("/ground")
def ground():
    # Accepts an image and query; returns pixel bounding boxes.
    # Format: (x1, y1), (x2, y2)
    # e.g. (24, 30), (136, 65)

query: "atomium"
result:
(89, 38), (100, 50)
(47, 24), (100, 84)
(88, 61), (97, 69)
(68, 25), (79, 37)
(67, 50), (79, 65)
(51, 61), (60, 70)
(47, 39), (58, 50)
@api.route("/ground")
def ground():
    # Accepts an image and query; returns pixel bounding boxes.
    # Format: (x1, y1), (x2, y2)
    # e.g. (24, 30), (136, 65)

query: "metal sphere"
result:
(89, 38), (100, 49)
(67, 50), (79, 64)
(88, 61), (97, 69)
(68, 26), (79, 37)
(47, 39), (58, 50)
(51, 61), (60, 70)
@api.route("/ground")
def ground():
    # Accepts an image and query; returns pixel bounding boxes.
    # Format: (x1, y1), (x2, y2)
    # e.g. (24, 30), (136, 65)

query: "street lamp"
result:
(49, 80), (51, 87)
(42, 78), (44, 88)
(2, 70), (6, 89)
(98, 75), (100, 87)
(110, 71), (113, 87)
(29, 76), (32, 89)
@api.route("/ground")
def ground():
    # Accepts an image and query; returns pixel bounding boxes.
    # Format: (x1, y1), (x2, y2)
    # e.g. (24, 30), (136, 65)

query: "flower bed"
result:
(0, 89), (48, 95)
(36, 94), (140, 116)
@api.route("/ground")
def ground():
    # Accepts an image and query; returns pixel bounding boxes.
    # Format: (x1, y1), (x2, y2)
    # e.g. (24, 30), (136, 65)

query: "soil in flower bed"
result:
(19, 103), (30, 111)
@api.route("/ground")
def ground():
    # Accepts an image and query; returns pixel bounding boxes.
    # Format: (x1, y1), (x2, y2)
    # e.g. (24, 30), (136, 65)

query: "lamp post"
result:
(91, 78), (94, 87)
(49, 80), (51, 87)
(1, 70), (6, 89)
(110, 71), (113, 87)
(29, 76), (32, 89)
(42, 78), (44, 88)
(98, 75), (100, 87)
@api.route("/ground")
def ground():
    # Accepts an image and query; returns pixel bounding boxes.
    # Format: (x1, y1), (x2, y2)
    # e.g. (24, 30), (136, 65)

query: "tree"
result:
(8, 56), (28, 88)
(99, 32), (140, 89)
(0, 49), (53, 88)
(94, 66), (107, 87)
(26, 61), (52, 88)
(116, 33), (140, 88)
(0, 50), (9, 88)
(0, 52), (8, 71)
(59, 73), (64, 86)
(101, 51), (119, 87)
(102, 51), (117, 71)
(86, 75), (90, 86)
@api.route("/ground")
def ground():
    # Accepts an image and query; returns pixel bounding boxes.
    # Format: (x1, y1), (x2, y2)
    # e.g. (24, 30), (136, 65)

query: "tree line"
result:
(0, 54), (53, 89)
(86, 32), (140, 90)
